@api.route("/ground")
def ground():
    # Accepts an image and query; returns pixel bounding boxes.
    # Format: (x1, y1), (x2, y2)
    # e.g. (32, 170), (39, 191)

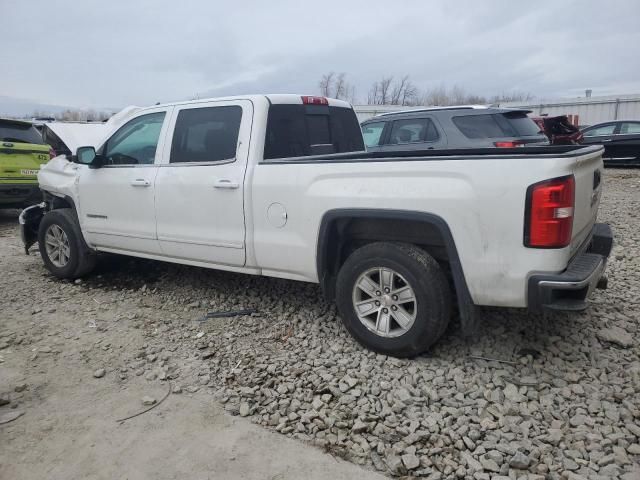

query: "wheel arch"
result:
(44, 192), (92, 249)
(316, 208), (478, 333)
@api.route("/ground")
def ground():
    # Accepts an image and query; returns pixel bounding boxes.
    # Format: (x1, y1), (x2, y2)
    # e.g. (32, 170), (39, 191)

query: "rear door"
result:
(77, 108), (170, 253)
(614, 122), (640, 162)
(581, 123), (617, 159)
(377, 116), (446, 152)
(154, 100), (252, 266)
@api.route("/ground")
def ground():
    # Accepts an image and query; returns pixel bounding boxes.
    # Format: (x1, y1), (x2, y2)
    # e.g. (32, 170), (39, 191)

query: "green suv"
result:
(0, 119), (52, 208)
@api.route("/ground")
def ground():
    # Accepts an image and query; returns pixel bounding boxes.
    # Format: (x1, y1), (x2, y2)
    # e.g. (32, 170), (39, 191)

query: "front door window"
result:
(103, 112), (166, 165)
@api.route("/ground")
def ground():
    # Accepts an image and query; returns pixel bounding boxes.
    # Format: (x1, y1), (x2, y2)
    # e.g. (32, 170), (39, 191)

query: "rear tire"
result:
(335, 242), (450, 357)
(38, 209), (96, 279)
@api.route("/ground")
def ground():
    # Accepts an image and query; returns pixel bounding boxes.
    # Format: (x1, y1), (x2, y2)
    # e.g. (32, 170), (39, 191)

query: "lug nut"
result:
(375, 300), (380, 306)
(382, 308), (388, 313)
(391, 305), (398, 311)
(392, 295), (398, 301)
(384, 287), (390, 293)
(375, 291), (381, 296)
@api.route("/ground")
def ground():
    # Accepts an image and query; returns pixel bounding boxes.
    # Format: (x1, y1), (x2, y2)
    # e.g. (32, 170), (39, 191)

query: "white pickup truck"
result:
(20, 94), (613, 357)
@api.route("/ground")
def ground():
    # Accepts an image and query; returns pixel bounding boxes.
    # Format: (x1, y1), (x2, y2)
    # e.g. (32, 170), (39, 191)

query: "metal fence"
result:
(353, 94), (640, 126)
(500, 94), (640, 126)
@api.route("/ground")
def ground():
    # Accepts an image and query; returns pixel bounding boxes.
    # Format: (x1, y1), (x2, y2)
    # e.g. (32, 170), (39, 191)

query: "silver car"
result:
(361, 105), (549, 151)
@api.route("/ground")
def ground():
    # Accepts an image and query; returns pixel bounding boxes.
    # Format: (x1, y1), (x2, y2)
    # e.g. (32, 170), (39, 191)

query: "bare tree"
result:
(422, 85), (448, 106)
(489, 91), (535, 104)
(318, 72), (357, 103)
(367, 76), (397, 105)
(319, 72), (335, 97)
(379, 77), (393, 105)
(386, 76), (420, 106)
(421, 85), (488, 106)
(367, 81), (380, 105)
(334, 73), (346, 100)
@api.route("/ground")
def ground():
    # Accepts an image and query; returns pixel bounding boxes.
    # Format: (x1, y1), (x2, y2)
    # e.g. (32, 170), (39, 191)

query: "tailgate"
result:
(570, 147), (604, 255)
(0, 142), (50, 183)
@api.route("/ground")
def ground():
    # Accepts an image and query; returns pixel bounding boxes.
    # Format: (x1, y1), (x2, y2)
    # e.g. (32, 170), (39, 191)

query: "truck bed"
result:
(261, 144), (602, 163)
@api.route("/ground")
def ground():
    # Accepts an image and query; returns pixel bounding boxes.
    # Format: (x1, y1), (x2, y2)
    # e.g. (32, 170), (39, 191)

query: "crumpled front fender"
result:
(18, 202), (46, 254)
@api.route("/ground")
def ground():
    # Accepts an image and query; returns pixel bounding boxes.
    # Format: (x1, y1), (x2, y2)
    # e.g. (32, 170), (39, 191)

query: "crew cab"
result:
(20, 94), (612, 357)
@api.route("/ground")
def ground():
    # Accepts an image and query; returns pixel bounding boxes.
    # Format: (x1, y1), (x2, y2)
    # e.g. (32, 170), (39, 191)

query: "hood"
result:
(43, 122), (108, 153)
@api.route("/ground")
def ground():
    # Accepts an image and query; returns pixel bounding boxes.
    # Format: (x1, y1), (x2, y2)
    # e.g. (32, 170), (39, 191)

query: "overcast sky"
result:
(1, 0), (639, 114)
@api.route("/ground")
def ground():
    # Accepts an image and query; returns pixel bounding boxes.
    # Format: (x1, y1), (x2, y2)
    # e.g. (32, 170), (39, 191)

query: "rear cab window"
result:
(264, 104), (364, 159)
(0, 121), (44, 145)
(453, 112), (542, 139)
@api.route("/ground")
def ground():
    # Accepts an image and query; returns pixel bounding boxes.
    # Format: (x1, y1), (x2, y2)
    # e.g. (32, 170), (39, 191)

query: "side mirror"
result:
(76, 146), (105, 168)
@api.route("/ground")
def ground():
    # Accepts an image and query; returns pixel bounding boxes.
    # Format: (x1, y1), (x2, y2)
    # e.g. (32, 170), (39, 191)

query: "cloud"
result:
(1, 0), (639, 114)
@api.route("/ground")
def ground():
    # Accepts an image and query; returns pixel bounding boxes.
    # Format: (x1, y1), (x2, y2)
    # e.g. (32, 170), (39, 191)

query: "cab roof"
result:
(141, 94), (353, 111)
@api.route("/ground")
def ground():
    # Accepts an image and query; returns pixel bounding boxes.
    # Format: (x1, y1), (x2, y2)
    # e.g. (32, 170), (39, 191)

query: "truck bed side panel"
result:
(250, 148), (602, 308)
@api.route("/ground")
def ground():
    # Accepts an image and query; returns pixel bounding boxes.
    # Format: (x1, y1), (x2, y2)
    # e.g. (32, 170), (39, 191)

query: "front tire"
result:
(38, 209), (96, 279)
(335, 242), (450, 357)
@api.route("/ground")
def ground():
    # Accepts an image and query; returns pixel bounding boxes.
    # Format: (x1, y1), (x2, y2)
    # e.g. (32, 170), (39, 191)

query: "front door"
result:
(77, 108), (171, 253)
(154, 100), (252, 266)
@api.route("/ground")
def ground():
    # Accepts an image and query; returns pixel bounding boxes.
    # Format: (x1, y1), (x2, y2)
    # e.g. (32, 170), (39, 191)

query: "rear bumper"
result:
(528, 223), (613, 313)
(0, 183), (41, 207)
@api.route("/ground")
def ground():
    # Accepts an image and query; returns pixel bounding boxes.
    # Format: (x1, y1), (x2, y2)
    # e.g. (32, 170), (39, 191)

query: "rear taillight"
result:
(524, 175), (575, 248)
(49, 147), (56, 159)
(494, 141), (524, 148)
(301, 95), (328, 105)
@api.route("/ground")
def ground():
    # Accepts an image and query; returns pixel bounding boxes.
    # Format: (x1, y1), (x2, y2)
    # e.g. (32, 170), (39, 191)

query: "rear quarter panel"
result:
(250, 152), (594, 307)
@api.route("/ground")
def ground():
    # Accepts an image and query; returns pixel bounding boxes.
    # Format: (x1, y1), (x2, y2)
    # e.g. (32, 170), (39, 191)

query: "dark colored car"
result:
(532, 115), (583, 145)
(581, 121), (640, 167)
(361, 106), (548, 152)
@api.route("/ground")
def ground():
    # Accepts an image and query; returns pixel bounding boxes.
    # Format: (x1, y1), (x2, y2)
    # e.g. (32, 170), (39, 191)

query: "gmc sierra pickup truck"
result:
(20, 94), (613, 357)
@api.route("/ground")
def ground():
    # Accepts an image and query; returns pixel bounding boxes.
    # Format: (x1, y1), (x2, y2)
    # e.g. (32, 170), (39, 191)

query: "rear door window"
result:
(453, 115), (506, 139)
(620, 122), (640, 134)
(264, 104), (364, 159)
(498, 112), (542, 136)
(388, 118), (439, 144)
(0, 122), (44, 145)
(361, 122), (385, 147)
(170, 106), (242, 163)
(453, 112), (541, 138)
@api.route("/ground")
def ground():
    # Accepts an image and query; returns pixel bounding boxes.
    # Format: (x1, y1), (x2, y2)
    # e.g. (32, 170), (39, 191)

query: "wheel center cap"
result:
(382, 294), (393, 307)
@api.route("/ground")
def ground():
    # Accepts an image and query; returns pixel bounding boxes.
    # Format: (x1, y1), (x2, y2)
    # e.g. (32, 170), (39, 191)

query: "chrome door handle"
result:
(213, 179), (239, 189)
(131, 179), (151, 187)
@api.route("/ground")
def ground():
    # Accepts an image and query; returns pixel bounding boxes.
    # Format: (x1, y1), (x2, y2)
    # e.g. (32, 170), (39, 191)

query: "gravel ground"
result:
(1, 169), (639, 479)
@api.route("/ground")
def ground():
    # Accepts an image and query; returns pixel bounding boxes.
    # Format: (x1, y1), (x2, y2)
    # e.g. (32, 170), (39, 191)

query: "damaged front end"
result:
(19, 202), (46, 254)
